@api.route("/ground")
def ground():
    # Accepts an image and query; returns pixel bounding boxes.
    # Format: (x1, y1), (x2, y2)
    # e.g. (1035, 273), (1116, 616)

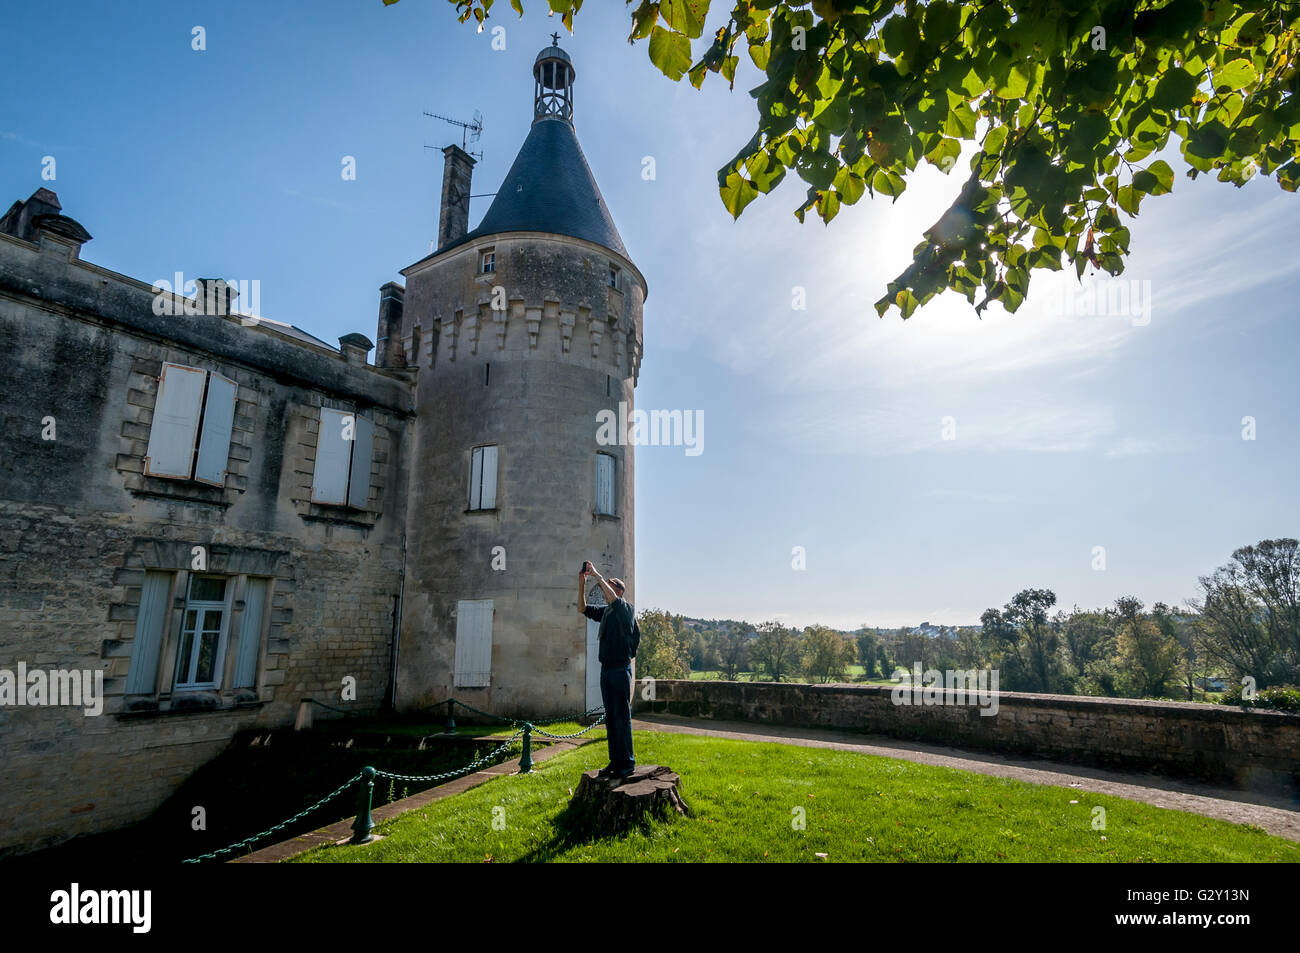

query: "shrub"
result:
(1218, 683), (1300, 714)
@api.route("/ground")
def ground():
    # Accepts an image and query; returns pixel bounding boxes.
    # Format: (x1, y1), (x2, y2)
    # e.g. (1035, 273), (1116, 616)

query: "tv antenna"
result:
(423, 108), (484, 159)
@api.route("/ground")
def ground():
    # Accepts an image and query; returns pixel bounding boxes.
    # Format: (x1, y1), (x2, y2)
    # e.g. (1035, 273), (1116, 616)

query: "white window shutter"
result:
(454, 599), (493, 687)
(193, 373), (237, 486)
(125, 572), (172, 695)
(347, 415), (375, 509)
(233, 577), (268, 689)
(479, 445), (498, 509)
(312, 408), (352, 504)
(145, 364), (205, 479)
(469, 447), (483, 509)
(596, 454), (614, 515)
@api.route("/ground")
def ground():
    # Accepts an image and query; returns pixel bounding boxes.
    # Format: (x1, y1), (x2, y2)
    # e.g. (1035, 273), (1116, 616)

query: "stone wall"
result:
(633, 680), (1300, 790)
(0, 223), (413, 856)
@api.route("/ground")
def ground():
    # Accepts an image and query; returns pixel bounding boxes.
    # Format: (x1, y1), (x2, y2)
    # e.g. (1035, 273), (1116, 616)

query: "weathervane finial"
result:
(550, 31), (561, 46)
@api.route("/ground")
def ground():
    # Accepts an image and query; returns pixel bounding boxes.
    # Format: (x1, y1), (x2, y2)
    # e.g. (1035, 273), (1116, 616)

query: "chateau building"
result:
(0, 42), (643, 856)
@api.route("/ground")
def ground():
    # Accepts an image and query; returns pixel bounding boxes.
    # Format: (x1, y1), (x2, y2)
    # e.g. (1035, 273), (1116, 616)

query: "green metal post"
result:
(445, 699), (456, 734)
(350, 766), (376, 844)
(519, 723), (533, 774)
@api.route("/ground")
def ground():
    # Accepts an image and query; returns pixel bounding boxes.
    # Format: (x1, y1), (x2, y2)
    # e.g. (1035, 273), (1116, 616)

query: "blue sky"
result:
(3, 1), (1296, 628)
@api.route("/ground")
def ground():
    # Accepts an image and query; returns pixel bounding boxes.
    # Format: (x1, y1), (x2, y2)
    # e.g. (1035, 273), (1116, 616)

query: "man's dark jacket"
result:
(583, 597), (640, 669)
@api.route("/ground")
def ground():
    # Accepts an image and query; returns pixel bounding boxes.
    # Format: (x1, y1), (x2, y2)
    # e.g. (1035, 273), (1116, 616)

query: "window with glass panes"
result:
(175, 575), (230, 689)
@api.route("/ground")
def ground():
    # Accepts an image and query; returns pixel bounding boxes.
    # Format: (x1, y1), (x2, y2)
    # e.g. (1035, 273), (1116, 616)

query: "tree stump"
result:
(570, 765), (691, 835)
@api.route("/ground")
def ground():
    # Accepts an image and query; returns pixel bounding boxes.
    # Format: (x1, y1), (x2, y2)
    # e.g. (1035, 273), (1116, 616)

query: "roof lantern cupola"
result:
(534, 34), (575, 124)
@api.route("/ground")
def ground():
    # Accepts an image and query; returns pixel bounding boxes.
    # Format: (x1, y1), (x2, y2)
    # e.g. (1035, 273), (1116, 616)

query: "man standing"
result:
(578, 561), (640, 780)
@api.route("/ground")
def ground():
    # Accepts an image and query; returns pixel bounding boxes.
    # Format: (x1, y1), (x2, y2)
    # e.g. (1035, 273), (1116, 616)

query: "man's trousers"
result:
(600, 664), (635, 770)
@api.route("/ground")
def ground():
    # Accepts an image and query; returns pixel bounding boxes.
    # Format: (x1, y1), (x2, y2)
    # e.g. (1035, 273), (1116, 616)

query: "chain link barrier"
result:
(182, 771), (365, 864)
(531, 714), (607, 739)
(372, 729), (525, 783)
(181, 698), (608, 863)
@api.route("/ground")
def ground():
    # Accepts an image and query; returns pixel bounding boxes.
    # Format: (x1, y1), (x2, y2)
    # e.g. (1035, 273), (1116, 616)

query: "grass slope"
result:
(294, 731), (1298, 863)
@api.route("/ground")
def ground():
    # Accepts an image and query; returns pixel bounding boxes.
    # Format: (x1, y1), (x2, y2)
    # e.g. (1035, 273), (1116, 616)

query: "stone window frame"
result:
(287, 393), (394, 529)
(117, 351), (257, 508)
(594, 451), (617, 518)
(110, 538), (293, 718)
(466, 443), (500, 513)
(479, 247), (496, 274)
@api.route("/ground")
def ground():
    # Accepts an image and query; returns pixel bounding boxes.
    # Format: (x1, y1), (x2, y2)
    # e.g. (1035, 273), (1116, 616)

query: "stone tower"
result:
(388, 41), (646, 718)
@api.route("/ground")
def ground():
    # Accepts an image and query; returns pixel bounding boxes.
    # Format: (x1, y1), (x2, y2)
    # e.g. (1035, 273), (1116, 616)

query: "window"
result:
(144, 362), (237, 485)
(608, 264), (619, 289)
(596, 452), (615, 516)
(480, 248), (495, 274)
(453, 599), (493, 687)
(311, 407), (374, 509)
(468, 445), (498, 510)
(175, 575), (230, 690)
(124, 571), (272, 703)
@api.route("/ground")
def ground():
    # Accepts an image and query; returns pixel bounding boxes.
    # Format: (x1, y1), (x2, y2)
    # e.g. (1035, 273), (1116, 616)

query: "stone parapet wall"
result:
(633, 680), (1300, 790)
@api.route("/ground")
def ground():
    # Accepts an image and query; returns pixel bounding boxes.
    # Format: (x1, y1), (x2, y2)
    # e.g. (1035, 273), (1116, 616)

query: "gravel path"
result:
(632, 712), (1300, 842)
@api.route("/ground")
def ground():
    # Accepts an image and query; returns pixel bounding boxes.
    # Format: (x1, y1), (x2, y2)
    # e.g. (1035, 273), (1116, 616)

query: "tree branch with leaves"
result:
(421, 0), (1299, 318)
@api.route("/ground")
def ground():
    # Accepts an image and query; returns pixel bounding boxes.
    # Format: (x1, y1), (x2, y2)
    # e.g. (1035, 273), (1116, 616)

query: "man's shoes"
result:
(595, 764), (617, 779)
(615, 766), (636, 780)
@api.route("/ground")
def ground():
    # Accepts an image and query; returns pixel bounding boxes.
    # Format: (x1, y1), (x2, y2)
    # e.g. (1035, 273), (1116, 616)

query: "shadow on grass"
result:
(516, 788), (691, 862)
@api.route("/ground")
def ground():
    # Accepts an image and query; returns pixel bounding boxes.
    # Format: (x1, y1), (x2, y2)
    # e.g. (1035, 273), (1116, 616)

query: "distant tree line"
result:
(634, 538), (1300, 702)
(967, 538), (1300, 698)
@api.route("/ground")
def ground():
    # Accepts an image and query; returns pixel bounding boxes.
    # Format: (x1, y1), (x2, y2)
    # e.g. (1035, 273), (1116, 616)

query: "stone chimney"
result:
(437, 144), (476, 249)
(374, 282), (406, 368)
(192, 278), (239, 315)
(0, 188), (92, 258)
(338, 332), (374, 366)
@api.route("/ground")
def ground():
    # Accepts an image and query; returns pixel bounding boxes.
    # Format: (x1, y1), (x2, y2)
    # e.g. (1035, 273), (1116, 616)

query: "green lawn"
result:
(293, 731), (1298, 863)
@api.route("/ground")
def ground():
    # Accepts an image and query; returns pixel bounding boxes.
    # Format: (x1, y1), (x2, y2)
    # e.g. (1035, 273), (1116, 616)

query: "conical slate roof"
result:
(437, 118), (628, 260)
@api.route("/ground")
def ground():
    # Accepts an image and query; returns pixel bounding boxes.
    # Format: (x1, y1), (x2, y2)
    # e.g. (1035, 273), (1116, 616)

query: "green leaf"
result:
(994, 64), (1031, 99)
(816, 189), (841, 224)
(872, 168), (906, 198)
(833, 165), (866, 204)
(659, 0), (707, 39)
(1151, 68), (1199, 111)
(895, 288), (920, 318)
(1116, 185), (1142, 216)
(814, 91), (851, 133)
(880, 15), (921, 61)
(925, 137), (962, 172)
(1214, 58), (1258, 93)
(719, 170), (758, 218)
(1145, 159), (1175, 194)
(983, 124), (1009, 156)
(648, 25), (693, 81)
(944, 103), (977, 138)
(924, 1), (961, 43)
